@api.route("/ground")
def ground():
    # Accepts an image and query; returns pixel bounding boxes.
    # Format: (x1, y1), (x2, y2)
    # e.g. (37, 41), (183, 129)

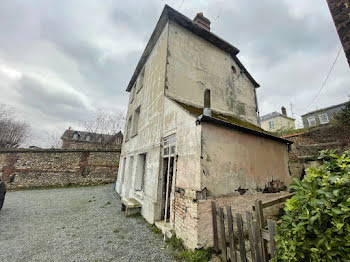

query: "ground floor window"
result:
(134, 153), (146, 191)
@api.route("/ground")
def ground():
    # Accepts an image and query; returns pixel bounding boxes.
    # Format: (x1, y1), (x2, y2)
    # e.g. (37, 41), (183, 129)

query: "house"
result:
(301, 102), (347, 128)
(326, 0), (350, 67)
(61, 128), (123, 149)
(116, 5), (292, 249)
(260, 107), (295, 132)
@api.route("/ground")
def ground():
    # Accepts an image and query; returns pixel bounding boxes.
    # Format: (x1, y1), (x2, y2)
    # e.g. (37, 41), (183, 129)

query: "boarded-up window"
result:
(134, 153), (146, 191)
(132, 106), (141, 136)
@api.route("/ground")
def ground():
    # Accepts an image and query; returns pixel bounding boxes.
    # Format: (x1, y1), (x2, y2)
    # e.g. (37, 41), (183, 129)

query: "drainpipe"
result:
(203, 89), (211, 117)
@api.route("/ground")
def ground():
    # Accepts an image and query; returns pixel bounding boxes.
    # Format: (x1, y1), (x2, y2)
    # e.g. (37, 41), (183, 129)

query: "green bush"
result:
(274, 150), (350, 262)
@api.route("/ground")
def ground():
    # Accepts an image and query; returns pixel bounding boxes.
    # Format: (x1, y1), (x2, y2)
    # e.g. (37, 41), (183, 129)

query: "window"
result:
(132, 106), (141, 136)
(127, 156), (134, 184)
(73, 133), (79, 140)
(134, 154), (146, 191)
(307, 116), (316, 127)
(163, 134), (176, 156)
(117, 138), (122, 144)
(126, 116), (132, 139)
(318, 113), (329, 125)
(119, 157), (126, 185)
(137, 67), (145, 93)
(86, 135), (90, 142)
(130, 83), (136, 103)
(268, 120), (275, 130)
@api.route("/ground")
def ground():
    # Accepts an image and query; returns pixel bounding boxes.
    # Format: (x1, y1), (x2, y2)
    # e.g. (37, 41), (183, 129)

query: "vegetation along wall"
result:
(0, 149), (120, 190)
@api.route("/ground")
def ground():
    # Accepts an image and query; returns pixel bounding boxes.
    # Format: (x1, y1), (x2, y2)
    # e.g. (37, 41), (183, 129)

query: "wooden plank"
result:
(255, 200), (268, 261)
(218, 208), (227, 261)
(211, 201), (219, 253)
(246, 211), (256, 262)
(267, 219), (277, 259)
(252, 220), (263, 262)
(226, 206), (237, 262)
(252, 193), (294, 211)
(261, 229), (270, 241)
(235, 213), (247, 262)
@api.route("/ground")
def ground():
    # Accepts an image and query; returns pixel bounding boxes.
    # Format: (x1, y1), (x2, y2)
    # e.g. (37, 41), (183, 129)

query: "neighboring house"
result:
(326, 0), (350, 67)
(116, 5), (292, 249)
(260, 107), (295, 132)
(301, 102), (347, 128)
(61, 128), (123, 149)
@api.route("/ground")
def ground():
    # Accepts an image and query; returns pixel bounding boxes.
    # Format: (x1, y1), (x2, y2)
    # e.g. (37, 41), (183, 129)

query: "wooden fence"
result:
(211, 194), (294, 262)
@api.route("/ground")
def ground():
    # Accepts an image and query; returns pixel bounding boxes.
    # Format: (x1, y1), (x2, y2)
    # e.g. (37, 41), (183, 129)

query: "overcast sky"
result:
(0, 0), (349, 147)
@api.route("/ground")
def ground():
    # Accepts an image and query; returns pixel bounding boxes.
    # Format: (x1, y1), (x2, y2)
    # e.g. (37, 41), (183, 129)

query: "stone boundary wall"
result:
(0, 149), (120, 190)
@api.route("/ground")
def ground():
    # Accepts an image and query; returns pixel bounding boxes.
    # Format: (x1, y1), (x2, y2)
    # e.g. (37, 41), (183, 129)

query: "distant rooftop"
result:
(260, 111), (295, 122)
(301, 102), (348, 117)
(61, 129), (123, 144)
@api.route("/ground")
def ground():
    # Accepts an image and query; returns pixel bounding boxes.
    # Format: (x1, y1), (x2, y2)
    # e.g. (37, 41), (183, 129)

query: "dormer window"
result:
(86, 135), (90, 142)
(73, 133), (79, 140)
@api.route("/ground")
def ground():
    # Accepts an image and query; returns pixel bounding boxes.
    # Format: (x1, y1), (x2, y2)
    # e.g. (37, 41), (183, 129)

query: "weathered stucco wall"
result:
(0, 149), (120, 190)
(200, 122), (292, 196)
(117, 23), (169, 223)
(261, 115), (295, 132)
(166, 21), (258, 125)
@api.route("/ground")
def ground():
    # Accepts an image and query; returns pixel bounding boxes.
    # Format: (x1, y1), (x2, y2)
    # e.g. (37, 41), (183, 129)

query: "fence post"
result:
(211, 201), (219, 253)
(235, 213), (247, 262)
(267, 219), (277, 259)
(226, 206), (237, 262)
(218, 207), (227, 261)
(246, 211), (257, 262)
(252, 220), (264, 262)
(255, 200), (268, 261)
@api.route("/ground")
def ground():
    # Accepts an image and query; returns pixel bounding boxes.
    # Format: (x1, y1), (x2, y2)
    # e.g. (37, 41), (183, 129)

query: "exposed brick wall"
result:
(327, 0), (350, 66)
(173, 188), (289, 250)
(0, 149), (120, 190)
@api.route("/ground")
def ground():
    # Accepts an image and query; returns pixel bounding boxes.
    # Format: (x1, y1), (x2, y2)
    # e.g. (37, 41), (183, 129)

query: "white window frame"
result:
(307, 116), (316, 127)
(318, 113), (329, 125)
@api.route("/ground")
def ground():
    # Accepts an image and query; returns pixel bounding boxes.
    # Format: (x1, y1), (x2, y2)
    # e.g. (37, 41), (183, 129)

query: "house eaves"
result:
(197, 115), (293, 145)
(126, 4), (259, 92)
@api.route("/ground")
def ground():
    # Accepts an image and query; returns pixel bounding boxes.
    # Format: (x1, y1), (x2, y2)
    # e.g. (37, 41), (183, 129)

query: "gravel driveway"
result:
(0, 184), (175, 262)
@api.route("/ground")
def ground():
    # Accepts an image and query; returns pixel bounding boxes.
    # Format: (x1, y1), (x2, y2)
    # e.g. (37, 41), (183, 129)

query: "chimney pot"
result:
(194, 12), (211, 31)
(281, 106), (287, 116)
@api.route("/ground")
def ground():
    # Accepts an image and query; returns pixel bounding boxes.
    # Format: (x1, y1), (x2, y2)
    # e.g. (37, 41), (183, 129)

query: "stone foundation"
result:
(0, 149), (120, 190)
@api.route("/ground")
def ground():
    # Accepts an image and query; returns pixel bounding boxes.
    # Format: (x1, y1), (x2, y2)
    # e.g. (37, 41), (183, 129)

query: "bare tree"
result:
(82, 109), (125, 135)
(45, 128), (63, 149)
(0, 104), (31, 148)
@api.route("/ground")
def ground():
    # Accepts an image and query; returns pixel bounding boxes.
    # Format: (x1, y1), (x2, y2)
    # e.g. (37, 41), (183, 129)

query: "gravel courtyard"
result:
(0, 184), (175, 262)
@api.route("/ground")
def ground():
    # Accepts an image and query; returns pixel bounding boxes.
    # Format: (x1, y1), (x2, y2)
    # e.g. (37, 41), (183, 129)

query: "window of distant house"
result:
(307, 116), (316, 127)
(134, 153), (146, 191)
(318, 113), (329, 125)
(130, 83), (136, 103)
(126, 115), (132, 140)
(137, 67), (145, 93)
(117, 138), (122, 144)
(268, 120), (275, 130)
(73, 133), (79, 140)
(132, 106), (141, 137)
(86, 135), (90, 142)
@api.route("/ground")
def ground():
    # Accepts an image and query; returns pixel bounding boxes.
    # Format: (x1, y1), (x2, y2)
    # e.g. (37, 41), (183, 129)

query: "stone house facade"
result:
(61, 129), (123, 149)
(326, 0), (350, 67)
(301, 102), (347, 128)
(116, 5), (293, 249)
(260, 107), (295, 132)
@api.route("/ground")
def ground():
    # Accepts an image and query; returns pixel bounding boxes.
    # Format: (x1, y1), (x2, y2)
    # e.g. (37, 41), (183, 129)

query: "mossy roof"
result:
(172, 98), (292, 144)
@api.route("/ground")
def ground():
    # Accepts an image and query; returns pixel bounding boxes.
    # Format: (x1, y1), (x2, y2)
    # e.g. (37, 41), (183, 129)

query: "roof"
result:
(61, 130), (123, 144)
(301, 102), (348, 117)
(126, 5), (259, 92)
(171, 98), (292, 144)
(260, 111), (295, 122)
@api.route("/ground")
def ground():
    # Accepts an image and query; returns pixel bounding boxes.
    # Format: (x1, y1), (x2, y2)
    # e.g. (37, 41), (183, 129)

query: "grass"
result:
(113, 229), (120, 233)
(165, 234), (213, 262)
(147, 224), (162, 234)
(106, 240), (113, 244)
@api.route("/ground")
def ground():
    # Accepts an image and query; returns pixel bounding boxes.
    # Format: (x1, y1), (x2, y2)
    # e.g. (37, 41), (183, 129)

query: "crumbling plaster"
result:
(200, 122), (292, 196)
(165, 21), (258, 125)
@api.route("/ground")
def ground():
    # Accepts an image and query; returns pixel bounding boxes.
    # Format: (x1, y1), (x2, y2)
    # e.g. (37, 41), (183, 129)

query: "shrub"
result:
(274, 150), (350, 262)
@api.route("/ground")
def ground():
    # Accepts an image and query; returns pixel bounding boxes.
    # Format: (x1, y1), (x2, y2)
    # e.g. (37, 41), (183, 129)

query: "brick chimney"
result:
(281, 106), (287, 116)
(194, 12), (211, 31)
